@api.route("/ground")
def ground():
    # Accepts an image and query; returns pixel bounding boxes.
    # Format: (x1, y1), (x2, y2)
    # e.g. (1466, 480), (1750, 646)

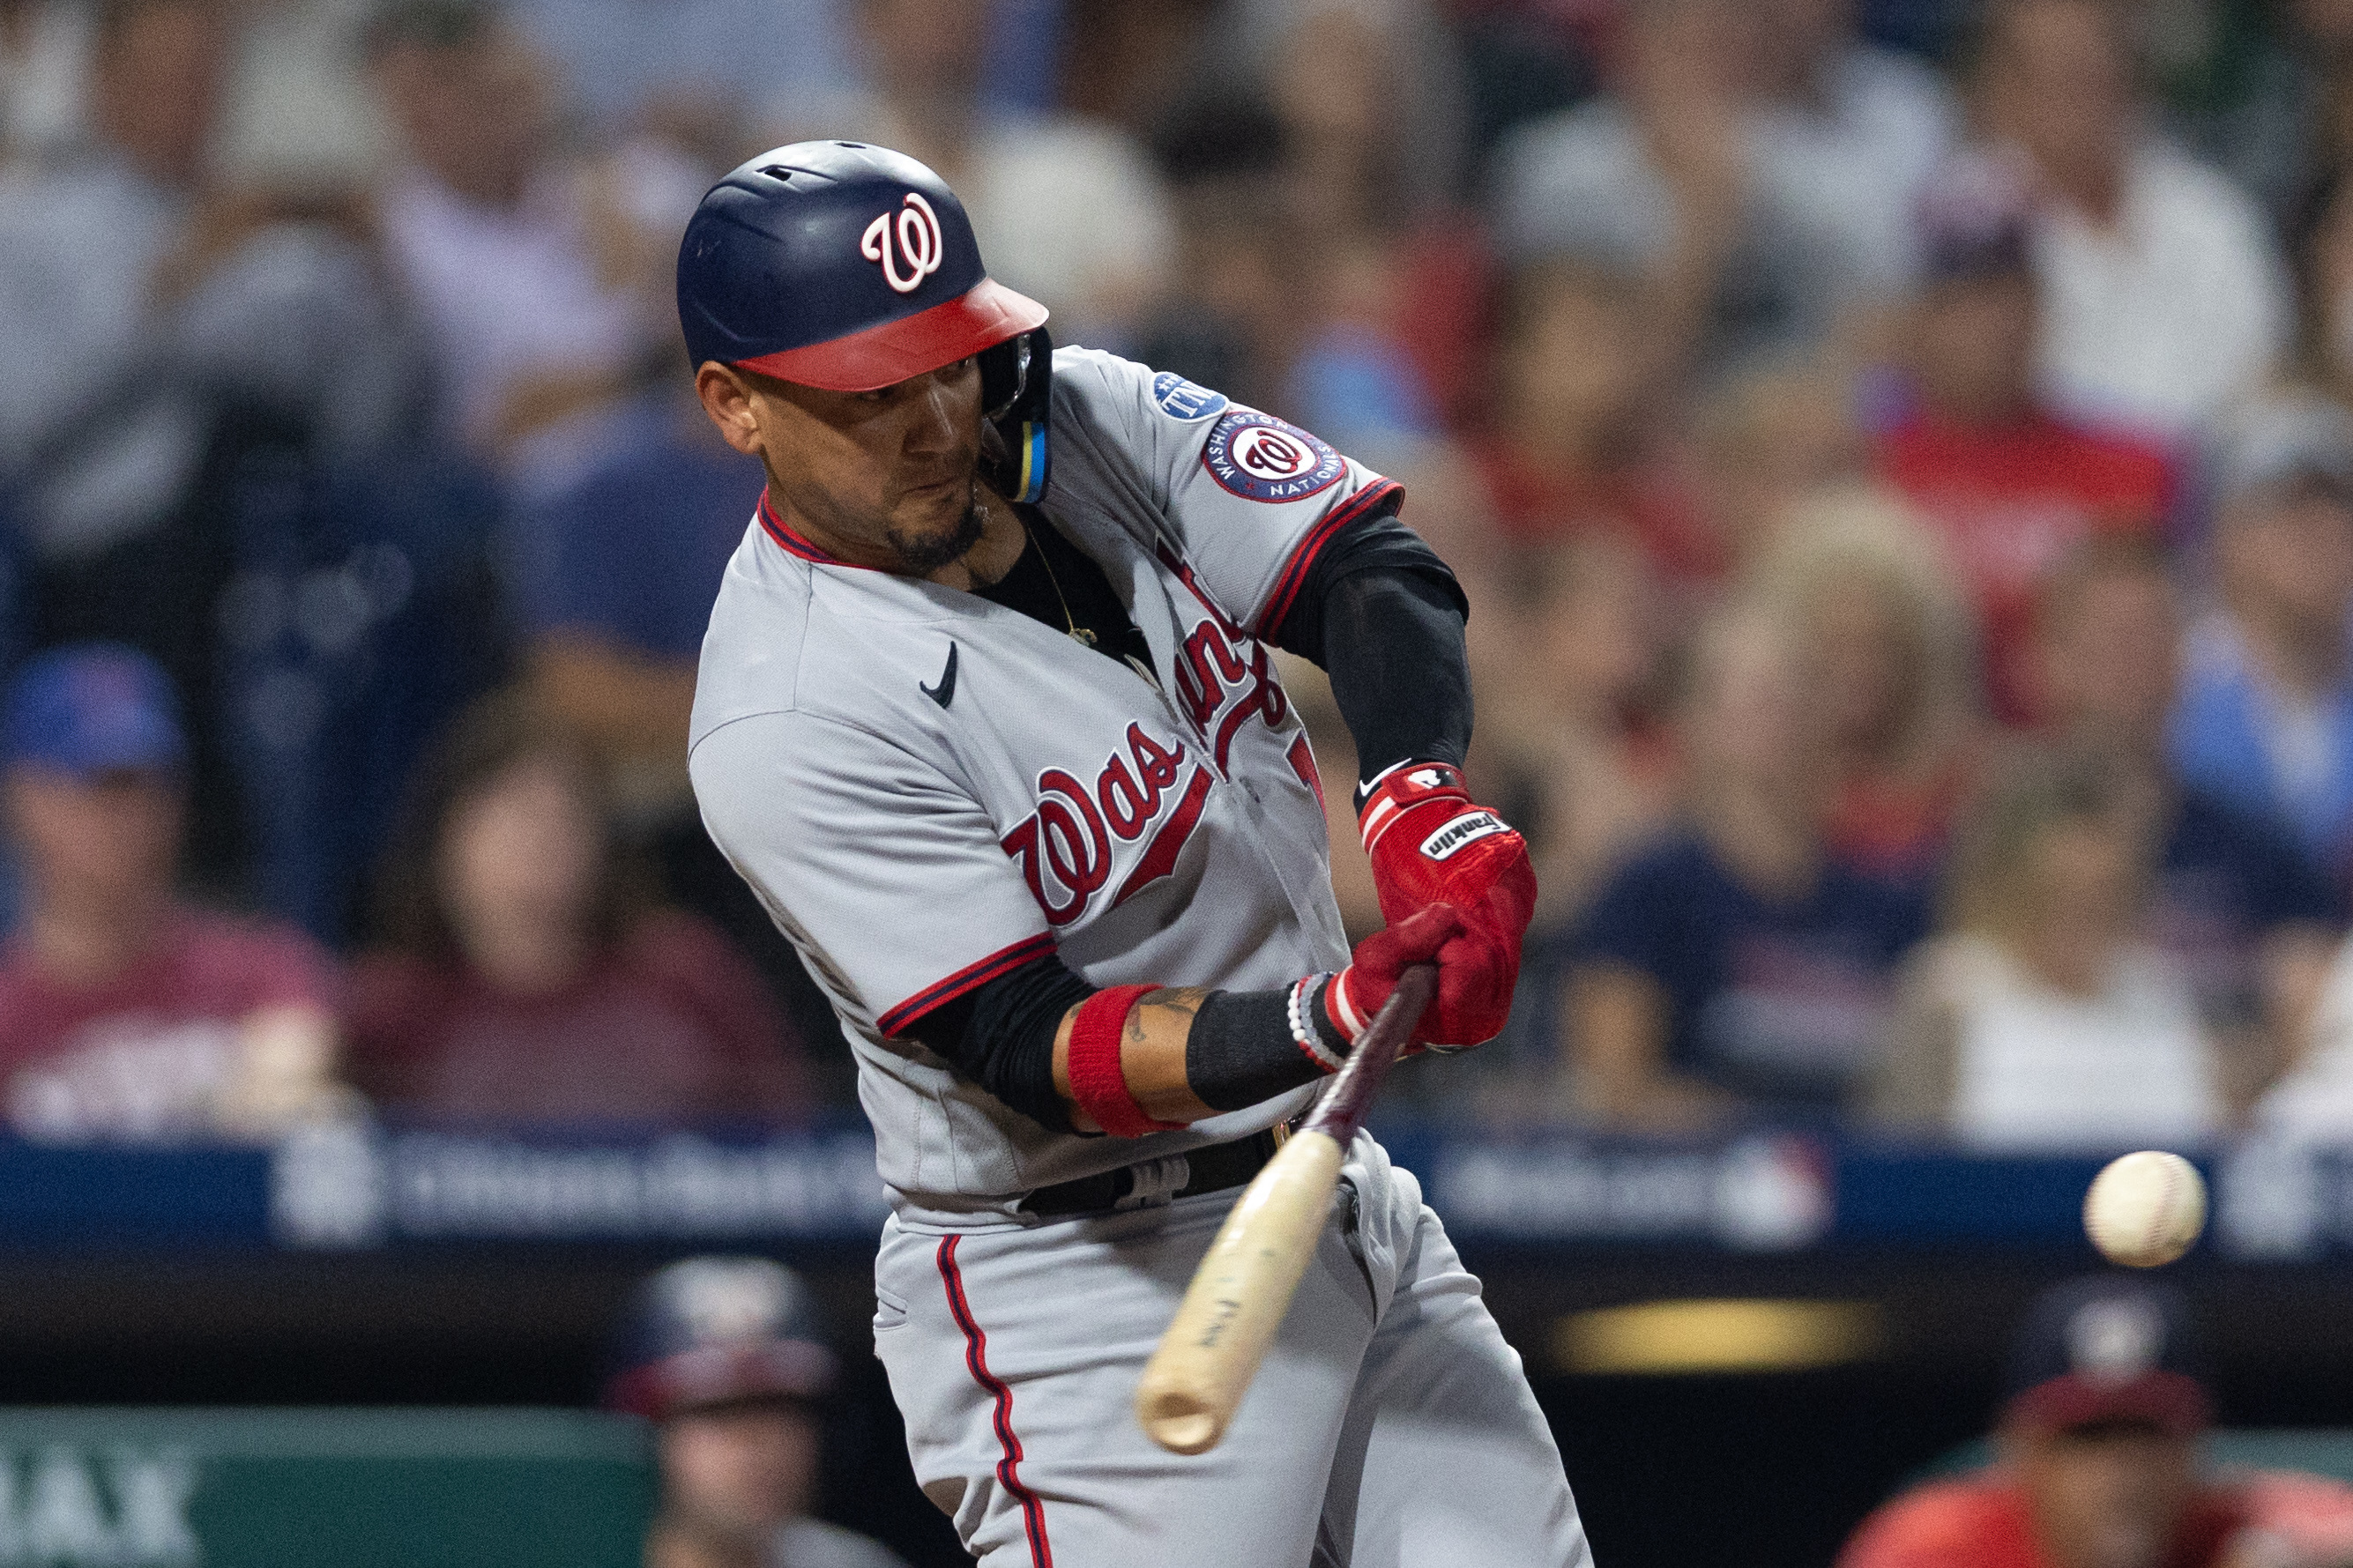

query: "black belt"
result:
(1020, 1130), (1281, 1217)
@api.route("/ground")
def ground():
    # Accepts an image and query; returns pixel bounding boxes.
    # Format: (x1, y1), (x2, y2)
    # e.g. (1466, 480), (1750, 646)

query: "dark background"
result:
(9, 1244), (2346, 1568)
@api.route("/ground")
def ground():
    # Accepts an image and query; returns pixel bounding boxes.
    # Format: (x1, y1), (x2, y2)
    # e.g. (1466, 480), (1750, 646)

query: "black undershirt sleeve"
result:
(904, 954), (1094, 1133)
(1266, 513), (1472, 784)
(1185, 987), (1346, 1112)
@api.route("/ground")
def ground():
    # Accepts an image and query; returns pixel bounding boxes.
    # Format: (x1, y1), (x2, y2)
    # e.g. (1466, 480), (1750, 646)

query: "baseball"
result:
(2083, 1151), (2207, 1268)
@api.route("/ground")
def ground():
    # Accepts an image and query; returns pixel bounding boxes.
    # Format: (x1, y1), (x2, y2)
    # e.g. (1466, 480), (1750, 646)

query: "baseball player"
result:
(681, 142), (1590, 1566)
(607, 1256), (911, 1568)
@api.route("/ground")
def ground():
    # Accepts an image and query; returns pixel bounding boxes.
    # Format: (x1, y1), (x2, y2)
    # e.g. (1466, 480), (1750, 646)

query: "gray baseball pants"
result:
(873, 1133), (1594, 1566)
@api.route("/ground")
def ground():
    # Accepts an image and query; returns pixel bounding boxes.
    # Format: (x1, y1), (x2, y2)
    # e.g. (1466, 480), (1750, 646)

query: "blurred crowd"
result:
(16, 0), (2353, 1151)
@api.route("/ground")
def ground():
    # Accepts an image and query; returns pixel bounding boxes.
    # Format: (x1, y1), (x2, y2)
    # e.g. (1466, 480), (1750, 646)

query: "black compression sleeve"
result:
(1267, 513), (1472, 784)
(1187, 990), (1313, 1112)
(1184, 980), (1354, 1111)
(1266, 510), (1464, 658)
(1323, 568), (1472, 784)
(904, 953), (1092, 1133)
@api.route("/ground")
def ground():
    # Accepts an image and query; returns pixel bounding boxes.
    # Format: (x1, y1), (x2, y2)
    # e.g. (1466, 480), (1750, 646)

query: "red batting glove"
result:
(1354, 762), (1537, 1047)
(1325, 903), (1463, 1054)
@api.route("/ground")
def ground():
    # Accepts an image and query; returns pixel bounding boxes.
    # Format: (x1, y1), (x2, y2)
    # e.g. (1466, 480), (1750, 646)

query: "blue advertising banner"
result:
(3, 1123), (2342, 1260)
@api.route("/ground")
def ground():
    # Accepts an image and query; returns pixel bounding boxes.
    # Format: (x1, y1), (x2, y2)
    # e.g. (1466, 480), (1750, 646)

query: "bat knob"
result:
(1136, 1386), (1225, 1455)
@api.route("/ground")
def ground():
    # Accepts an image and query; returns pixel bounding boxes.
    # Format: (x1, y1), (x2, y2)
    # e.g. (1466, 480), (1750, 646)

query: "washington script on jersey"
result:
(1002, 722), (1208, 926)
(1000, 567), (1308, 927)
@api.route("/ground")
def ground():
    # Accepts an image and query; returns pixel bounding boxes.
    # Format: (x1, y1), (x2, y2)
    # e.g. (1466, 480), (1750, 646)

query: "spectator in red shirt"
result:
(1840, 1274), (2353, 1568)
(1875, 151), (2175, 726)
(348, 692), (809, 1126)
(0, 643), (352, 1142)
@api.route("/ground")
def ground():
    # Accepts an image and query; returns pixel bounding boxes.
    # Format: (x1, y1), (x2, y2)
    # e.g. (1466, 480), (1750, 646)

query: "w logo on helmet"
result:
(860, 191), (945, 294)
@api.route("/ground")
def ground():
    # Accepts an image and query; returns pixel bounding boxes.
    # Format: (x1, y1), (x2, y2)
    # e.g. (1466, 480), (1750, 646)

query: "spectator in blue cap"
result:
(0, 643), (354, 1143)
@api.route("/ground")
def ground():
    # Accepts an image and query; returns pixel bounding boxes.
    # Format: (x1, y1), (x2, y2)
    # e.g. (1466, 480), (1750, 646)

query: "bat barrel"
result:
(1135, 1129), (1346, 1453)
(1133, 963), (1437, 1454)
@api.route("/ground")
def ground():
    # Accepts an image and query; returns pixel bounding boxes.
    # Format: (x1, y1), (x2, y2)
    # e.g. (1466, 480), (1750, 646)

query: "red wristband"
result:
(1066, 985), (1181, 1138)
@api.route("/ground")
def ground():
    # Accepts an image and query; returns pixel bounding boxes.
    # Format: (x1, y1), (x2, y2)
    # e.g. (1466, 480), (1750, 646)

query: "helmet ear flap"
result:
(979, 326), (1053, 503)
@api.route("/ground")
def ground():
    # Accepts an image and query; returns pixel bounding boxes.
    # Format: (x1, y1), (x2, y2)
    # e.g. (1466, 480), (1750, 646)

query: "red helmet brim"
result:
(726, 277), (1048, 392)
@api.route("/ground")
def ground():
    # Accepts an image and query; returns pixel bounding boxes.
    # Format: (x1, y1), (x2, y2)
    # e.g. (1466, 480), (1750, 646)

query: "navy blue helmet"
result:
(676, 140), (1054, 500)
(604, 1256), (839, 1420)
(677, 140), (1047, 393)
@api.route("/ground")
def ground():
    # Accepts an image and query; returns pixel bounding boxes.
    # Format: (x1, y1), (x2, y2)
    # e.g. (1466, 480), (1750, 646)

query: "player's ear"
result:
(695, 363), (765, 458)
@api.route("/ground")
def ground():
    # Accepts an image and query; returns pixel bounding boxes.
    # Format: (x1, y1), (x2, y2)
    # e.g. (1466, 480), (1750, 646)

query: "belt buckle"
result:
(1113, 1154), (1191, 1211)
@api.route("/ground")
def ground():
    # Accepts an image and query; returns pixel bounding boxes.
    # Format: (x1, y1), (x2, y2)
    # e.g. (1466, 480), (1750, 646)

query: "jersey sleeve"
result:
(1050, 347), (1404, 638)
(689, 710), (1054, 1041)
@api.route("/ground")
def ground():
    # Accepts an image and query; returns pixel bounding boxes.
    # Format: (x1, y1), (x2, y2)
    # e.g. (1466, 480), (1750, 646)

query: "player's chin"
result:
(882, 492), (985, 574)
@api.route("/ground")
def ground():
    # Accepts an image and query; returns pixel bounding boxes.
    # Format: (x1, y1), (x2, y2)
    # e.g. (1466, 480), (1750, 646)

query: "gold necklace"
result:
(974, 488), (1099, 649)
(1009, 507), (1097, 648)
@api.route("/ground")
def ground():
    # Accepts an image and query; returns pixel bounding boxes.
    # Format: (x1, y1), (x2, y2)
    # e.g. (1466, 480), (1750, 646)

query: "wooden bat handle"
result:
(1134, 963), (1437, 1454)
(1299, 964), (1436, 1146)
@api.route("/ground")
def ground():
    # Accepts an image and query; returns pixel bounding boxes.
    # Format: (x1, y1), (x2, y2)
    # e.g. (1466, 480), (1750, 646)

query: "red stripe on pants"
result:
(937, 1235), (1054, 1566)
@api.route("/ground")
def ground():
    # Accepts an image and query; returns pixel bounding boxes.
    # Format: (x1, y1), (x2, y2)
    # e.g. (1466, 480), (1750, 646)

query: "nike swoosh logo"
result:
(921, 642), (959, 709)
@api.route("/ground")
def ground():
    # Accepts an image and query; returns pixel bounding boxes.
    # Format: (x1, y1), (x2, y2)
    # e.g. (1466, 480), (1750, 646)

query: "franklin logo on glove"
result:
(1421, 812), (1508, 861)
(1355, 761), (1537, 1048)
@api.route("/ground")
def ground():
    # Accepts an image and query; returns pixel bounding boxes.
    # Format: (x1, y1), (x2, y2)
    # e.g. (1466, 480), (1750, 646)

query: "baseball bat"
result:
(1134, 962), (1438, 1455)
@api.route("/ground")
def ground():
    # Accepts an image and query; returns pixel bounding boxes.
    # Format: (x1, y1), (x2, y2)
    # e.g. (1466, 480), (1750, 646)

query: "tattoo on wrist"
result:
(1128, 986), (1209, 1045)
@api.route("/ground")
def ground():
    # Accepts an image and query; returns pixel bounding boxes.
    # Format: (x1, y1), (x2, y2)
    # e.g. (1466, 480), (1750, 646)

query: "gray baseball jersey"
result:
(689, 346), (1394, 1210)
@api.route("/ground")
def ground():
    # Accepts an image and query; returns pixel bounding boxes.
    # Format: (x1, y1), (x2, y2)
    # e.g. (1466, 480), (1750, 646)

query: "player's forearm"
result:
(1052, 988), (1217, 1132)
(915, 919), (1451, 1141)
(1051, 984), (1351, 1133)
(908, 956), (1324, 1134)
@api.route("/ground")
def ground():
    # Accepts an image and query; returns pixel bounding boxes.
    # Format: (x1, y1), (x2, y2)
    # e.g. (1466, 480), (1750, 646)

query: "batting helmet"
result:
(603, 1256), (840, 1420)
(677, 141), (1054, 501)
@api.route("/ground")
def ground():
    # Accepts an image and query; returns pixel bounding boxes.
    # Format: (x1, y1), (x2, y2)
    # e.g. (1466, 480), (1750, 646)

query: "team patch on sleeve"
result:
(1202, 410), (1345, 502)
(1151, 370), (1229, 422)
